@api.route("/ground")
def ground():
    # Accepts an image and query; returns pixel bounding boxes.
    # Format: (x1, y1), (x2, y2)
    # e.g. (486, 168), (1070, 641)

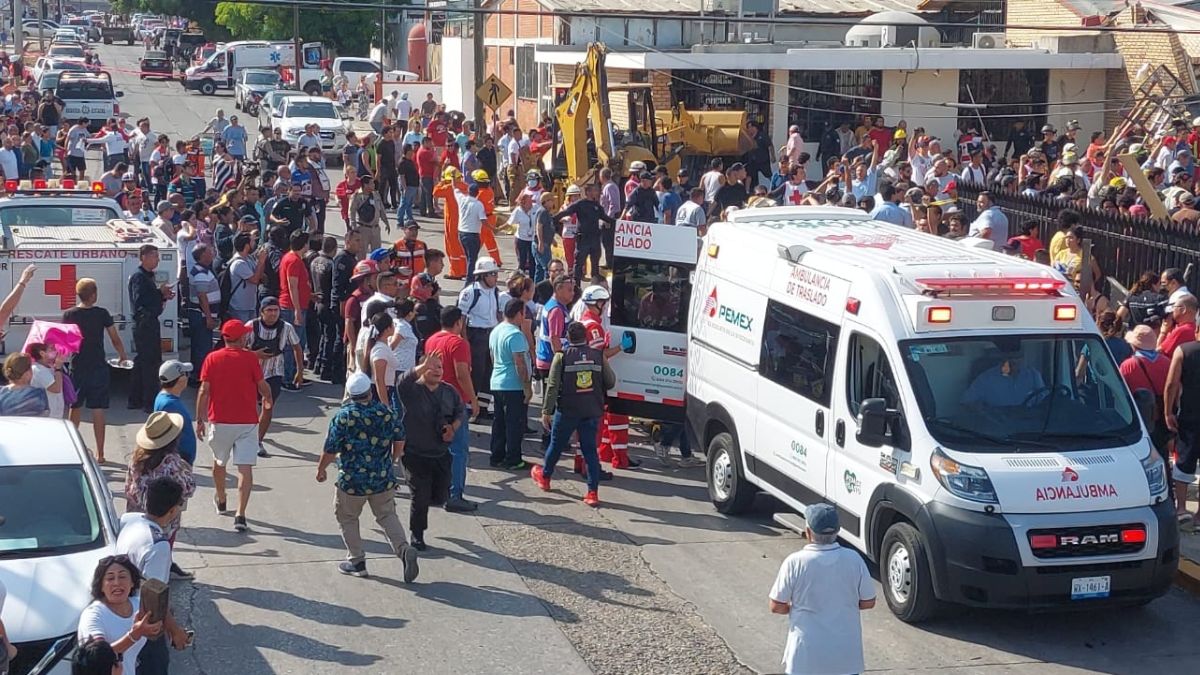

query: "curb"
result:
(1176, 557), (1200, 596)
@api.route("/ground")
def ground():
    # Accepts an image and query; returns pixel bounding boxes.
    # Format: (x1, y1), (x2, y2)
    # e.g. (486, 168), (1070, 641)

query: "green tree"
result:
(213, 1), (377, 56)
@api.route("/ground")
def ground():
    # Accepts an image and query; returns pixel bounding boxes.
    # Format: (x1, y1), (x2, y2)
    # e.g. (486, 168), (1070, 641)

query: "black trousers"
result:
(573, 235), (602, 285)
(465, 327), (493, 413)
(379, 171), (400, 209)
(312, 198), (327, 234)
(315, 303), (342, 381)
(490, 389), (527, 465)
(305, 302), (321, 368)
(600, 224), (615, 269)
(403, 452), (451, 534)
(128, 323), (161, 411)
(137, 634), (169, 674)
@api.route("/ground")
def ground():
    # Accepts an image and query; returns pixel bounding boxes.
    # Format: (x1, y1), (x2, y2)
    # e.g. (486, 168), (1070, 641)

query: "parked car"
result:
(0, 418), (121, 675)
(139, 49), (173, 80)
(258, 89), (306, 128)
(234, 68), (280, 112)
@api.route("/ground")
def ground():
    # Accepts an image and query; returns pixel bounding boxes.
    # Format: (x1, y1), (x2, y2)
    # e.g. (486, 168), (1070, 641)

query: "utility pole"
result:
(292, 3), (301, 91)
(472, 0), (484, 126)
(36, 0), (43, 52)
(13, 0), (23, 56)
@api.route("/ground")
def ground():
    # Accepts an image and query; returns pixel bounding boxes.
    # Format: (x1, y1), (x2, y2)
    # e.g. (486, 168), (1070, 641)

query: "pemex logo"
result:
(704, 287), (719, 317)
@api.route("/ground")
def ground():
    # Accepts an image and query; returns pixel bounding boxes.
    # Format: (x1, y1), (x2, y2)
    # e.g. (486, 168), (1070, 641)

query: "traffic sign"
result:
(476, 74), (512, 110)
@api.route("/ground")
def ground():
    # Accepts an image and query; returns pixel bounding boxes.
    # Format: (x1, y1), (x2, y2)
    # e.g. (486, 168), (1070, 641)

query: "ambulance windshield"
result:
(0, 204), (121, 227)
(899, 334), (1141, 452)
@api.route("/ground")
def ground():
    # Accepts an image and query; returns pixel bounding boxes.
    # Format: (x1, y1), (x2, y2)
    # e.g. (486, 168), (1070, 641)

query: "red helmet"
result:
(350, 259), (378, 282)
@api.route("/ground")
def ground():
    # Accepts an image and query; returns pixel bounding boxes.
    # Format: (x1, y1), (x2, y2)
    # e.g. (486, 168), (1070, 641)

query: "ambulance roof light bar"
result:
(914, 277), (1066, 297)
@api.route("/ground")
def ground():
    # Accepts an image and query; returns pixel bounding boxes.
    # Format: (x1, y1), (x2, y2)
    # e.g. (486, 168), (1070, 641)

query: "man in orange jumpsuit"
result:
(472, 169), (503, 265)
(579, 284), (639, 469)
(432, 167), (467, 278)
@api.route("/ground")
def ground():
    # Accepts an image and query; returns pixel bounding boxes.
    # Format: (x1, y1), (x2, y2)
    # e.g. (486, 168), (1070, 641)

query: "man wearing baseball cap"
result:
(155, 360), (197, 466)
(769, 503), (875, 675)
(196, 319), (272, 532)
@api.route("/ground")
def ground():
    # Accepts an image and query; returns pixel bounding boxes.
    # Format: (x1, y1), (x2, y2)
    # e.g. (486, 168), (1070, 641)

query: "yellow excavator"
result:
(552, 42), (753, 187)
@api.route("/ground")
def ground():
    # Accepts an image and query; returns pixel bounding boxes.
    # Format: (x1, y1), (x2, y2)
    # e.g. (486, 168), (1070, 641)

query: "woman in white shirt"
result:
(359, 312), (400, 411)
(77, 556), (162, 674)
(392, 299), (419, 375)
(27, 342), (64, 418)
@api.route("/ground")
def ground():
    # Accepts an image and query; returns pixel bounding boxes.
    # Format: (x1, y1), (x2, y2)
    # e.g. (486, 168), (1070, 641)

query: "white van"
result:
(686, 206), (1178, 621)
(182, 40), (324, 96)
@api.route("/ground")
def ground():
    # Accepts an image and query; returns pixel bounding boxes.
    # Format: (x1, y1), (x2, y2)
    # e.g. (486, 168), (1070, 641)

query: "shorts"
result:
(1173, 427), (1200, 483)
(66, 155), (86, 172)
(207, 423), (259, 467)
(69, 363), (110, 409)
(262, 375), (282, 402)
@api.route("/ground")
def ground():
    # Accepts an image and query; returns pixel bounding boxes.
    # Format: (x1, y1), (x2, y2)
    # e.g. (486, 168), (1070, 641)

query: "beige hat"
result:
(1125, 324), (1157, 352)
(136, 411), (184, 450)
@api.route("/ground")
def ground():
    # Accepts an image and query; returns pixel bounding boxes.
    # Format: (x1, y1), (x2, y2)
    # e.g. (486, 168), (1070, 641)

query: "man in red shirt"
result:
(428, 113), (449, 152)
(416, 137), (440, 218)
(278, 229), (312, 390)
(1158, 294), (1197, 359)
(424, 306), (479, 512)
(343, 259), (378, 378)
(197, 320), (273, 532)
(579, 285), (639, 469)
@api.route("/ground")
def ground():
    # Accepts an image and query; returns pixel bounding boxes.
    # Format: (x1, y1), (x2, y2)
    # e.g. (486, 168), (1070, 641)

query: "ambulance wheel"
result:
(707, 432), (754, 514)
(199, 80), (216, 96)
(303, 82), (321, 96)
(881, 522), (940, 623)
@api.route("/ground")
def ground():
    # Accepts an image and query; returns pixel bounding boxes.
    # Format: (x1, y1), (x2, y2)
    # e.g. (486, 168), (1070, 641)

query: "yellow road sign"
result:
(477, 74), (512, 110)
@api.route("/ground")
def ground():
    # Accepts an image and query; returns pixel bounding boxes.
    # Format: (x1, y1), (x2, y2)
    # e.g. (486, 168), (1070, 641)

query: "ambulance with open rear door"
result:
(685, 206), (1177, 621)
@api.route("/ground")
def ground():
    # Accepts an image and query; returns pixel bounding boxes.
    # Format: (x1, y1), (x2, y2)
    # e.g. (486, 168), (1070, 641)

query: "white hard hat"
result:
(565, 184), (582, 196)
(582, 285), (610, 303)
(629, 161), (646, 172)
(473, 256), (500, 276)
(1193, 116), (1200, 127)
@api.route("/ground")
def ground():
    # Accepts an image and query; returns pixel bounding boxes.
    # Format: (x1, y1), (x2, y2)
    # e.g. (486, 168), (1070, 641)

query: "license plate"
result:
(1070, 575), (1110, 600)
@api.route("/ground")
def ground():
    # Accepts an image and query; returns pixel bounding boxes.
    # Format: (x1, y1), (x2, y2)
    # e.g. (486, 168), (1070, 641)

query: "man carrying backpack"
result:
(248, 297), (303, 457)
(456, 256), (503, 420)
(188, 244), (220, 380)
(224, 232), (268, 323)
(349, 175), (389, 252)
(258, 226), (288, 303)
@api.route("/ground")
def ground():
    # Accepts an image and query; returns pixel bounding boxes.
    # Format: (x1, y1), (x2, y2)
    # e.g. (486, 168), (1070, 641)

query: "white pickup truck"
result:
(54, 72), (123, 132)
(270, 96), (348, 157)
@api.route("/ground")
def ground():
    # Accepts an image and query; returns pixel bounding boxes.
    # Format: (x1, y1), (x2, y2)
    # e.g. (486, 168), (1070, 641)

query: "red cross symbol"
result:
(44, 265), (78, 310)
(788, 185), (805, 205)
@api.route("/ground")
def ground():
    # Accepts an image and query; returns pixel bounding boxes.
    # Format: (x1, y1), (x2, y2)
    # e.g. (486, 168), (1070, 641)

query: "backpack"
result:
(355, 195), (377, 224)
(216, 263), (246, 320)
(464, 286), (499, 327)
(249, 318), (285, 356)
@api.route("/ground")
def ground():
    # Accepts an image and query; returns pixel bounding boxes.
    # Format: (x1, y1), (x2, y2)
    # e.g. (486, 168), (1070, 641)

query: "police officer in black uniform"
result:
(128, 244), (175, 412)
(530, 321), (615, 507)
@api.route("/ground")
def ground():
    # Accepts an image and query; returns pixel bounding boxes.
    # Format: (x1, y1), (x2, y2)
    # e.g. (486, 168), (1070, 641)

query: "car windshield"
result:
(899, 334), (1141, 452)
(0, 204), (121, 227)
(284, 101), (336, 118)
(55, 80), (114, 100)
(245, 72), (278, 85)
(0, 465), (104, 558)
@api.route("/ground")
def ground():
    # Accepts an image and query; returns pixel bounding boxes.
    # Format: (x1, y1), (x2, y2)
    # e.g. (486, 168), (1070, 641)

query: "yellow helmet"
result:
(472, 169), (490, 183)
(442, 166), (461, 182)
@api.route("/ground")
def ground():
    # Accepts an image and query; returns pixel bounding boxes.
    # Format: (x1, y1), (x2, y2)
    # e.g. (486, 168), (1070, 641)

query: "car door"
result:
(752, 286), (839, 507)
(829, 325), (911, 550)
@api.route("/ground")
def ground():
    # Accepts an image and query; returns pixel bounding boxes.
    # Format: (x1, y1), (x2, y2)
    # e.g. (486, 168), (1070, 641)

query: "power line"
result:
(205, 0), (1200, 36)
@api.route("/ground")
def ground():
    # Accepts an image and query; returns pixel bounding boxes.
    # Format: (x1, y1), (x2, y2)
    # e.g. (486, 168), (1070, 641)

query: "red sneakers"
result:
(583, 490), (600, 507)
(530, 465), (551, 491)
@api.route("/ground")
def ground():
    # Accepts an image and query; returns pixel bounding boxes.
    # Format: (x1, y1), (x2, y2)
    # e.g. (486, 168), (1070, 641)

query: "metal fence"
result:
(955, 183), (1200, 290)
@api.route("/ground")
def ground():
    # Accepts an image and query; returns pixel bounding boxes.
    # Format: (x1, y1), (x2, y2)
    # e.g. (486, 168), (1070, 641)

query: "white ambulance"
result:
(0, 183), (179, 360)
(605, 219), (699, 422)
(686, 206), (1177, 621)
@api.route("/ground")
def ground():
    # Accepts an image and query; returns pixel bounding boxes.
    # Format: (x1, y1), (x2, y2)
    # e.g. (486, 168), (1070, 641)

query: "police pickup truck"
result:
(54, 71), (123, 132)
(0, 181), (178, 360)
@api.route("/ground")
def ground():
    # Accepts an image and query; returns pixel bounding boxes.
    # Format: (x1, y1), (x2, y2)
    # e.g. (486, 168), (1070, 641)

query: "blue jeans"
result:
(280, 307), (307, 384)
(534, 244), (552, 283)
(399, 185), (418, 223)
(187, 308), (213, 378)
(449, 405), (470, 499)
(543, 413), (601, 492)
(659, 422), (693, 458)
(460, 231), (481, 280)
(489, 389), (527, 466)
(420, 176), (436, 216)
(140, 161), (152, 190)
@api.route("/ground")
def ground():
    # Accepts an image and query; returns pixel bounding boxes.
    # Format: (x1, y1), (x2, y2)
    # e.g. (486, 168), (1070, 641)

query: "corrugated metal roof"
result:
(536, 0), (923, 15)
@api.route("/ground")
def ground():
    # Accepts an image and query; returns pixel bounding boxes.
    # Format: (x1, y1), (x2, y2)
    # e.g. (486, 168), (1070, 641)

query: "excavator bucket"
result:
(685, 110), (756, 156)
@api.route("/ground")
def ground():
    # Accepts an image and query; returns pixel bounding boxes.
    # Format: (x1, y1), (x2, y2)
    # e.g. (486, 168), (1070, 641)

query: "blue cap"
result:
(805, 503), (839, 535)
(259, 296), (279, 310)
(368, 247), (391, 263)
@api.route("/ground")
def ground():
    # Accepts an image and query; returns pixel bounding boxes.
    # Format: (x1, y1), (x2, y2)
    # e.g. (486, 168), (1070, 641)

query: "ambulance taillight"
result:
(916, 277), (1065, 295)
(1054, 305), (1078, 321)
(927, 307), (952, 323)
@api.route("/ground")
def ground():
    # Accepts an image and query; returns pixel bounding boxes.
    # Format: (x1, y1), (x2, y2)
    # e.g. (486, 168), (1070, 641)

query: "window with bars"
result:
(516, 45), (536, 100)
(957, 69), (1048, 141)
(786, 70), (882, 143)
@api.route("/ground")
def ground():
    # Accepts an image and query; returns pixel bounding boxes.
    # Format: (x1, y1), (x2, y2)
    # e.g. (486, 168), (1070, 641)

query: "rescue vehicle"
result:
(0, 181), (179, 361)
(685, 206), (1177, 621)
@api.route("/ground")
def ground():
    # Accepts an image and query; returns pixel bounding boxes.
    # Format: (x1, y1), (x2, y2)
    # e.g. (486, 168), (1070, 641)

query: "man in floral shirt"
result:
(316, 371), (418, 582)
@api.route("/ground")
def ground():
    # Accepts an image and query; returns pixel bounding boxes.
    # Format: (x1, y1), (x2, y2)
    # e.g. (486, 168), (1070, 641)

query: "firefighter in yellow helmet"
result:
(433, 166), (468, 278)
(472, 169), (503, 266)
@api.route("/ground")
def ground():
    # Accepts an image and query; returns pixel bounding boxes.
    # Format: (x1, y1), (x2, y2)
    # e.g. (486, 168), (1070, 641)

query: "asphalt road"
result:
(82, 41), (1200, 675)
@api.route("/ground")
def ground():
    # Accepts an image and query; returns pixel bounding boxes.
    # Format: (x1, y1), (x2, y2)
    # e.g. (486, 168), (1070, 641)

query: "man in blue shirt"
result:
(154, 360), (197, 466)
(869, 183), (914, 227)
(221, 115), (249, 161)
(317, 371), (417, 581)
(961, 353), (1046, 408)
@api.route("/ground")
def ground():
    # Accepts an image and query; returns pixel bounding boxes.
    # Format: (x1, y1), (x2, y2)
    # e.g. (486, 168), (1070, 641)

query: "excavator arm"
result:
(554, 43), (618, 182)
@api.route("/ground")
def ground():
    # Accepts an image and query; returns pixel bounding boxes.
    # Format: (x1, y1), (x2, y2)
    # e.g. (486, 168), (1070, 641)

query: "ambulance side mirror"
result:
(857, 398), (894, 448)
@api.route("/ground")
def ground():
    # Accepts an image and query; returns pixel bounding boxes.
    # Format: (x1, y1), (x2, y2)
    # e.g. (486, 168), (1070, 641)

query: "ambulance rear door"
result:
(607, 219), (699, 422)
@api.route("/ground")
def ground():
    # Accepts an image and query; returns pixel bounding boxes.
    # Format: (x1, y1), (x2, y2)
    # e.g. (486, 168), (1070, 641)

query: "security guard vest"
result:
(557, 344), (606, 419)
